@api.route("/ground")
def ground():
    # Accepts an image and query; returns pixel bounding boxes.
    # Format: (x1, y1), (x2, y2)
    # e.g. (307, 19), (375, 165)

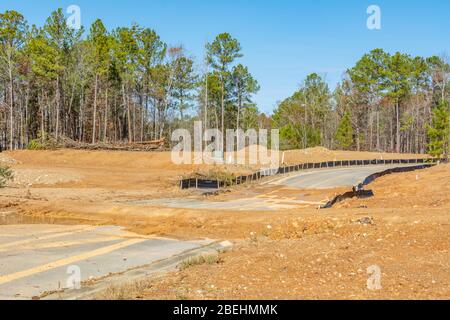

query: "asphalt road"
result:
(272, 164), (418, 189)
(129, 196), (315, 211)
(0, 224), (212, 300)
(128, 164), (422, 211)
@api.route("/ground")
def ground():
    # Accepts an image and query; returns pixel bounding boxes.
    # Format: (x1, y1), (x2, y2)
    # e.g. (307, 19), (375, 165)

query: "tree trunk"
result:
(204, 75), (208, 131)
(123, 83), (132, 143)
(113, 97), (117, 141)
(369, 113), (373, 151)
(179, 95), (184, 121)
(19, 97), (23, 148)
(40, 91), (45, 142)
(356, 127), (360, 151)
(79, 91), (85, 141)
(133, 101), (136, 142)
(55, 76), (60, 142)
(92, 74), (98, 144)
(67, 82), (76, 138)
(8, 57), (14, 150)
(140, 94), (144, 142)
(396, 100), (400, 153)
(236, 91), (242, 149)
(24, 87), (29, 147)
(104, 87), (108, 142)
(376, 107), (380, 151)
(221, 81), (225, 152)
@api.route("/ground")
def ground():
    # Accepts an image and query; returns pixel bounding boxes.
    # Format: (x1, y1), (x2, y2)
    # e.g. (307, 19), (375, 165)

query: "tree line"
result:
(0, 9), (260, 150)
(274, 49), (450, 157)
(1, 9), (449, 157)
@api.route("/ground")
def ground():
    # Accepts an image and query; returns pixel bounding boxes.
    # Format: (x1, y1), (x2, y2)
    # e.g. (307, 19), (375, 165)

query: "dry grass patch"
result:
(0, 166), (13, 188)
(179, 253), (221, 271)
(96, 280), (152, 300)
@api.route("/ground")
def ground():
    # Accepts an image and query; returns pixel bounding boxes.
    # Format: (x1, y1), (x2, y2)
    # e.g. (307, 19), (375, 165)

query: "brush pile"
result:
(60, 137), (166, 152)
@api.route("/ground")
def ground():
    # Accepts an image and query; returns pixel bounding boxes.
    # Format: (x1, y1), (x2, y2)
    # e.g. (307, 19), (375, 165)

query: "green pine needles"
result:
(335, 112), (354, 150)
(427, 100), (450, 158)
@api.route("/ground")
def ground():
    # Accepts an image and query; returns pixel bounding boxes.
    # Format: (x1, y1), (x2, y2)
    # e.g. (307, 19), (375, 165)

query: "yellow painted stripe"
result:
(0, 225), (88, 238)
(0, 236), (120, 252)
(0, 226), (98, 250)
(0, 238), (146, 285)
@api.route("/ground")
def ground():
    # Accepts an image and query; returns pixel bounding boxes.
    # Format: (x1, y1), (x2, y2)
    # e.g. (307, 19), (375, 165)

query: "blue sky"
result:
(1, 0), (449, 114)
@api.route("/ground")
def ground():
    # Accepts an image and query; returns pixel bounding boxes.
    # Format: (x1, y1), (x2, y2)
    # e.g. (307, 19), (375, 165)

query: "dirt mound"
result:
(10, 168), (82, 187)
(228, 146), (429, 166)
(0, 154), (21, 166)
(297, 146), (334, 155)
(344, 163), (450, 208)
(283, 148), (429, 165)
(6, 149), (189, 171)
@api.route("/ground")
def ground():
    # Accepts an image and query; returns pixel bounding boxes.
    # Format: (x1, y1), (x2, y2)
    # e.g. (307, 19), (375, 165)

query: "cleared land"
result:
(0, 148), (448, 300)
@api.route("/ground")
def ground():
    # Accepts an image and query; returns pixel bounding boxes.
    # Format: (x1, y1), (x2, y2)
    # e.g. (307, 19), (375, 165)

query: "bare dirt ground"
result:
(0, 148), (448, 300)
(129, 165), (449, 300)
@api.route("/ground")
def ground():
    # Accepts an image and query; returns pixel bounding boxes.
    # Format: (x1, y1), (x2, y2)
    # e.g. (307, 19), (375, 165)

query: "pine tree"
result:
(335, 112), (354, 149)
(427, 100), (450, 158)
(206, 33), (243, 149)
(43, 9), (83, 142)
(172, 56), (198, 120)
(0, 10), (27, 149)
(231, 64), (260, 131)
(88, 19), (111, 144)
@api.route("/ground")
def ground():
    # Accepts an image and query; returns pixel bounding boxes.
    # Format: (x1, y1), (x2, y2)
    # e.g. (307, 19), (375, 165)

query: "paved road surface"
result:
(128, 164), (422, 211)
(129, 196), (316, 211)
(0, 224), (212, 300)
(272, 164), (418, 189)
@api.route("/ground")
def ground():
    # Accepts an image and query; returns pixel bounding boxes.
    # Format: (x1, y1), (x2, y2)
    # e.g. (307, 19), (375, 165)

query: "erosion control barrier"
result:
(321, 163), (436, 209)
(180, 158), (440, 190)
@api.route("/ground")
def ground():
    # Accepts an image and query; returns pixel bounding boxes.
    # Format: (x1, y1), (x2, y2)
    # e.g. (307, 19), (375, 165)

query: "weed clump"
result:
(179, 253), (221, 270)
(0, 166), (13, 188)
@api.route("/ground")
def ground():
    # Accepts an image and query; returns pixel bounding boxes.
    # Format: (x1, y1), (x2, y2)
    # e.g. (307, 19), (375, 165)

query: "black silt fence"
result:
(322, 164), (436, 209)
(180, 158), (439, 190)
